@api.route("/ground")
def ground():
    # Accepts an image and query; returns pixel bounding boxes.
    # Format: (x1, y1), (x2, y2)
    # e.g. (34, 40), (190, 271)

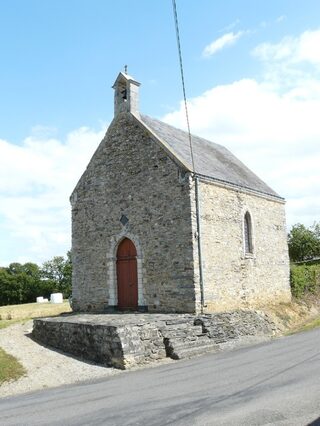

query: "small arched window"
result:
(244, 211), (253, 254)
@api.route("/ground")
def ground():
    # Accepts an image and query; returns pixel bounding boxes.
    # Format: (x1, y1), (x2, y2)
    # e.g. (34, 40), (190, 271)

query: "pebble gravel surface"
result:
(0, 321), (121, 398)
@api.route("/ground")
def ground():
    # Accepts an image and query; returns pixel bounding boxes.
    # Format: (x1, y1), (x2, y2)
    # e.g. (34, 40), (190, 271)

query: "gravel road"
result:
(0, 321), (122, 398)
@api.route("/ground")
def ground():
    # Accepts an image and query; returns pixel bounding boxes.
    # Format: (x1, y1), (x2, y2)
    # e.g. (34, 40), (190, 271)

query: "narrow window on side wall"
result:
(244, 211), (253, 254)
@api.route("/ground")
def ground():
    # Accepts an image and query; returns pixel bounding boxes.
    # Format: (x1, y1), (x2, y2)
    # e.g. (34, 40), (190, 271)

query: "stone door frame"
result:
(116, 238), (138, 310)
(107, 231), (146, 309)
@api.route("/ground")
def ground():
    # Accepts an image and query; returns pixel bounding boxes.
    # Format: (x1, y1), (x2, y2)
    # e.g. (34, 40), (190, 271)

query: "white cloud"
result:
(0, 126), (105, 265)
(253, 29), (320, 66)
(164, 29), (320, 229)
(202, 31), (244, 57)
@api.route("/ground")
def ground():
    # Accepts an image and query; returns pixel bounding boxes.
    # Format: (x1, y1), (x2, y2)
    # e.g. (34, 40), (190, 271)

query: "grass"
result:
(0, 347), (26, 385)
(0, 300), (72, 330)
(0, 301), (71, 321)
(290, 316), (320, 334)
(303, 317), (320, 331)
(0, 318), (27, 330)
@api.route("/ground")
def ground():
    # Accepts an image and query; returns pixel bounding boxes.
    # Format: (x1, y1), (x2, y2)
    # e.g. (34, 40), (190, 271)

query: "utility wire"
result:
(172, 0), (196, 173)
(172, 0), (205, 310)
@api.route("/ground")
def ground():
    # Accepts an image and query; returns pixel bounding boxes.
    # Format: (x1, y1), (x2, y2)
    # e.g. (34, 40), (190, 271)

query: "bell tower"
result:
(112, 69), (141, 117)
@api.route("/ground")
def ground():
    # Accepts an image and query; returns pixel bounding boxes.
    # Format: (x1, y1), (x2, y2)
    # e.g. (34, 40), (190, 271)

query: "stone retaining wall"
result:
(32, 311), (278, 369)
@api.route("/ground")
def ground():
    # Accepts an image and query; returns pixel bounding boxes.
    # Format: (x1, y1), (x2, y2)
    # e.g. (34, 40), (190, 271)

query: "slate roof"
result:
(141, 114), (281, 199)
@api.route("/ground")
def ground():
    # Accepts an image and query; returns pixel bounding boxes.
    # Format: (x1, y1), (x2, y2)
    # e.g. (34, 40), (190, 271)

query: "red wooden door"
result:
(116, 238), (138, 310)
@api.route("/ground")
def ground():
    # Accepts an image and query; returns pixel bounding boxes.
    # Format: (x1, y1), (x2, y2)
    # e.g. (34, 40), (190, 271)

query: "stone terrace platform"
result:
(32, 311), (277, 369)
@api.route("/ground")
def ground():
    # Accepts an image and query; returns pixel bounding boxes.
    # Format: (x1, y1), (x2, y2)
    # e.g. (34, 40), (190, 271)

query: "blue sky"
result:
(1, 0), (320, 265)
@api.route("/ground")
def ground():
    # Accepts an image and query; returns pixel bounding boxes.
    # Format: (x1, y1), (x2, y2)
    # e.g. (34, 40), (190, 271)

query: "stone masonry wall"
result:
(197, 181), (291, 312)
(32, 315), (166, 369)
(71, 112), (196, 313)
(32, 311), (277, 369)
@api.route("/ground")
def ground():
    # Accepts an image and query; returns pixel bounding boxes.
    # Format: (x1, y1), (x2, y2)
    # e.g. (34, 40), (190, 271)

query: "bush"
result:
(290, 264), (320, 298)
(0, 253), (72, 307)
(288, 222), (320, 262)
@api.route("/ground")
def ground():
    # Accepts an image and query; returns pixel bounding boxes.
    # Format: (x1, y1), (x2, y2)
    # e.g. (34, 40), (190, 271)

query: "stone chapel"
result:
(70, 71), (291, 314)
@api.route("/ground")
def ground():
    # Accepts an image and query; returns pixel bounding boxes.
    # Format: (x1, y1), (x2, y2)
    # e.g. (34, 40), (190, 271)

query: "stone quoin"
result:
(70, 71), (291, 314)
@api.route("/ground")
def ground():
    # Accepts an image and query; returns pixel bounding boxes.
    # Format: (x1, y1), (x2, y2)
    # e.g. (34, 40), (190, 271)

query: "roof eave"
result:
(112, 72), (141, 89)
(195, 172), (285, 203)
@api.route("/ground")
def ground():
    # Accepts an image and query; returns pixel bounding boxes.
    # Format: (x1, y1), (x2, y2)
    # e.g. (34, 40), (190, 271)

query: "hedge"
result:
(290, 263), (320, 298)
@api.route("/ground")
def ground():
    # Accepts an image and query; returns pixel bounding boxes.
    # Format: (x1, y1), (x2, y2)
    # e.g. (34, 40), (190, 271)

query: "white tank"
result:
(50, 293), (63, 304)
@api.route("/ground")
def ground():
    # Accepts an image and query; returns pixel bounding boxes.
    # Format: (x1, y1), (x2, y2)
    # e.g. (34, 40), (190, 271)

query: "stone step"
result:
(167, 341), (218, 360)
(166, 336), (211, 349)
(164, 318), (194, 326)
(161, 324), (204, 339)
(163, 332), (218, 360)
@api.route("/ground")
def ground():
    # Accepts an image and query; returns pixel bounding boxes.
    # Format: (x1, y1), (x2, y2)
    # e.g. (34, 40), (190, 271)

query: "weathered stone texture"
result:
(71, 112), (196, 313)
(32, 311), (277, 369)
(71, 110), (291, 314)
(195, 310), (277, 343)
(32, 315), (166, 369)
(197, 181), (291, 312)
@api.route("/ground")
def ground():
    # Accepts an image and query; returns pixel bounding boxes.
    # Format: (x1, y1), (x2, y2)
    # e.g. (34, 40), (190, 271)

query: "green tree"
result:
(288, 223), (320, 262)
(311, 222), (320, 247)
(40, 252), (72, 298)
(3, 262), (43, 304)
(0, 253), (72, 306)
(0, 268), (20, 305)
(6, 263), (24, 276)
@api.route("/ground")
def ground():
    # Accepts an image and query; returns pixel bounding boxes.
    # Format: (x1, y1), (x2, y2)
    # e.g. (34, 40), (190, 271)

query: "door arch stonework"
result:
(116, 238), (138, 310)
(107, 232), (146, 310)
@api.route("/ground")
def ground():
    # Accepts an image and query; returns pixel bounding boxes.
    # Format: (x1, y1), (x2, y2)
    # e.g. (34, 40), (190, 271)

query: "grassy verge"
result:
(301, 317), (320, 331)
(0, 319), (27, 330)
(0, 301), (71, 321)
(0, 300), (72, 330)
(288, 316), (320, 335)
(0, 348), (25, 385)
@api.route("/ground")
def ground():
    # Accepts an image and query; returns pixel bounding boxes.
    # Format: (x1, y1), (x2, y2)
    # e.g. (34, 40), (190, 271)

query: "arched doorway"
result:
(116, 238), (138, 310)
